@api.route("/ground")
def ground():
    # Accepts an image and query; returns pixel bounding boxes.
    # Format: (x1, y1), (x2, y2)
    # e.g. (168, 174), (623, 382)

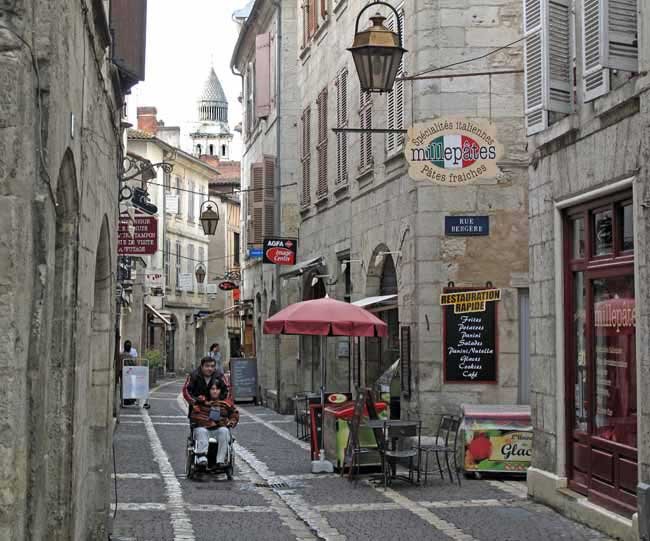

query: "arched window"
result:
(196, 144), (202, 156)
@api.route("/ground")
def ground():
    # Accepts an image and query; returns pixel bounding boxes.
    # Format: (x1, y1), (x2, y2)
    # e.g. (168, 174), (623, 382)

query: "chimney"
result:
(137, 106), (159, 135)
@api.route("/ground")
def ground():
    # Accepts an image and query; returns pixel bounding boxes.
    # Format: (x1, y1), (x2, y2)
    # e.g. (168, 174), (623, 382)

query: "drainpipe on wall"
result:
(272, 0), (283, 409)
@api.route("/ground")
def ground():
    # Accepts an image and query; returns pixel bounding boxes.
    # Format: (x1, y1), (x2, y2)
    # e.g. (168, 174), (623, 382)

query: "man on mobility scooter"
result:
(182, 357), (237, 477)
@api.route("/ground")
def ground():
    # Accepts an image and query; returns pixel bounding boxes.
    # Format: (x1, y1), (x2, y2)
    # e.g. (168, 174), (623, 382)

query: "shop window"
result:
(620, 204), (634, 252)
(571, 217), (585, 259)
(593, 208), (613, 256)
(593, 275), (636, 447)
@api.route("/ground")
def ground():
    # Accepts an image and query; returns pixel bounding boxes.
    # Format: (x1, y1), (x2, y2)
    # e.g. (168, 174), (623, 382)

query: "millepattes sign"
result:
(405, 118), (503, 185)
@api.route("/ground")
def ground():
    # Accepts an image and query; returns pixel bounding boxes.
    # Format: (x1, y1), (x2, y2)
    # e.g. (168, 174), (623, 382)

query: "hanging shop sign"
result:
(405, 118), (503, 185)
(442, 288), (499, 383)
(263, 238), (298, 265)
(118, 212), (158, 255)
(232, 288), (241, 301)
(440, 288), (501, 314)
(218, 281), (238, 291)
(445, 216), (490, 236)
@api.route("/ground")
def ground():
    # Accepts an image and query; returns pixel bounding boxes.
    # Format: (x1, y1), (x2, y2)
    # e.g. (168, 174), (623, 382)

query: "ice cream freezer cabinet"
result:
(461, 404), (533, 476)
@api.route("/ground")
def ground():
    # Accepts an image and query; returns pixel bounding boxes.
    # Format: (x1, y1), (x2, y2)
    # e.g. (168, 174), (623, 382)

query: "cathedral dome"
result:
(198, 68), (228, 123)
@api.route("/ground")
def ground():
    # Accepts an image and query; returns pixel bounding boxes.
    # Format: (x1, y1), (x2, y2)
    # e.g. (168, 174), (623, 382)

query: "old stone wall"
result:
(0, 1), (122, 539)
(294, 0), (528, 429)
(235, 0), (301, 411)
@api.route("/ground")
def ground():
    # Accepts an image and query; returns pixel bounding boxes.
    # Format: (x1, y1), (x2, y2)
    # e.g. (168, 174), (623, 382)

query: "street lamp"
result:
(348, 1), (406, 93)
(199, 200), (220, 236)
(195, 263), (206, 284)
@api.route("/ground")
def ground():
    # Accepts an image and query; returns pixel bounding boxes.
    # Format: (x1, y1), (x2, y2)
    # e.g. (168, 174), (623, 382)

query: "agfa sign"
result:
(263, 238), (298, 266)
(405, 118), (503, 185)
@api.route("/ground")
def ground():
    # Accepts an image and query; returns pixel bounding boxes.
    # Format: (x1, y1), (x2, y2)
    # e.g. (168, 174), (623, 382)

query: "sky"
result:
(127, 0), (246, 158)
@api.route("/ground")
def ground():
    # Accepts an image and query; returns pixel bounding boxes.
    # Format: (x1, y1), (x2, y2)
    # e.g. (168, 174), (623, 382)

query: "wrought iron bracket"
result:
(121, 155), (174, 184)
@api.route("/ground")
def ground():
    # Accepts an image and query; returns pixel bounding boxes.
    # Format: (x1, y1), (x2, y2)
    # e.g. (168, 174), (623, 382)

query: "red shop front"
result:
(564, 191), (637, 516)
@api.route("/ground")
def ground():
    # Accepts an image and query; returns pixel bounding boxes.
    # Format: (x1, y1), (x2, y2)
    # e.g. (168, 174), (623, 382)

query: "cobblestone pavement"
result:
(111, 380), (612, 541)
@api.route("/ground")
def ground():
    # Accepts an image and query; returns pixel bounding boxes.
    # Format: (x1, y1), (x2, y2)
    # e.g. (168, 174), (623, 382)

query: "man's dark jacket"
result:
(182, 369), (228, 416)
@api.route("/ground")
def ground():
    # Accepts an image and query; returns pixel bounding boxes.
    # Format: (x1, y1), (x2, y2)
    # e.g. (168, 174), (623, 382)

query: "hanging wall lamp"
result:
(199, 200), (220, 236)
(348, 1), (406, 93)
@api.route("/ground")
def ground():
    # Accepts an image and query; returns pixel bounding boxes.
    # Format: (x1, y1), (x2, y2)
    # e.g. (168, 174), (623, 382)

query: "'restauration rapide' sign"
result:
(405, 118), (503, 185)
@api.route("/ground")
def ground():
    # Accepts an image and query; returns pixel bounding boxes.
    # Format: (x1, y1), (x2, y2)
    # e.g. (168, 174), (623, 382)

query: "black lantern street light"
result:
(195, 263), (207, 284)
(199, 200), (220, 236)
(348, 1), (406, 93)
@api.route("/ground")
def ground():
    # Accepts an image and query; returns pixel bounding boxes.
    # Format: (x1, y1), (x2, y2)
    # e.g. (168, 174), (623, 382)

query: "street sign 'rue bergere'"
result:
(405, 118), (503, 186)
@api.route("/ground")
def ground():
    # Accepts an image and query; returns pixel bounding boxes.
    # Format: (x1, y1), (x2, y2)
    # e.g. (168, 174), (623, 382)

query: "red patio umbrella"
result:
(263, 295), (388, 472)
(263, 295), (388, 337)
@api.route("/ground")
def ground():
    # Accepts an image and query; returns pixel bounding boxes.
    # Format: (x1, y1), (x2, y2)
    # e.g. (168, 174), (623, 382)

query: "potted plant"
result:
(144, 350), (163, 388)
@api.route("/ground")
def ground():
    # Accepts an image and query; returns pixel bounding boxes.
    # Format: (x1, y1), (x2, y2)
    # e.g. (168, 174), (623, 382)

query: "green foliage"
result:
(144, 349), (163, 368)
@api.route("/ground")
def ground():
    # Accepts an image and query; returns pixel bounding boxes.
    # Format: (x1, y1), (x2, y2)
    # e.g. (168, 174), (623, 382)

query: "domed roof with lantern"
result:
(192, 68), (232, 138)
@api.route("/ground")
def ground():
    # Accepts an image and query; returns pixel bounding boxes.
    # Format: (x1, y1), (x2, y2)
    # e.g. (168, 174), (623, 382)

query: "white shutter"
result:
(605, 0), (638, 72)
(524, 0), (571, 135)
(582, 0), (609, 101)
(386, 9), (405, 154)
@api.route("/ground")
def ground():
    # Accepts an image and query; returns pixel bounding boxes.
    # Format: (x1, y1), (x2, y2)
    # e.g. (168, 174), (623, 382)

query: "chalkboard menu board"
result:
(230, 357), (258, 402)
(443, 290), (497, 383)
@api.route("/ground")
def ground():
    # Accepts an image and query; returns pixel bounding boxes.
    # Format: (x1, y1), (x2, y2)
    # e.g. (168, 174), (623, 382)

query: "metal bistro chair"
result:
(419, 415), (462, 486)
(293, 393), (309, 441)
(379, 420), (422, 489)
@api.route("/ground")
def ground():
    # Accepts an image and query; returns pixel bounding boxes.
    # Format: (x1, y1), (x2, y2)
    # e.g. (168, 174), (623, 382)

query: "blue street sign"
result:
(248, 248), (263, 258)
(445, 216), (489, 236)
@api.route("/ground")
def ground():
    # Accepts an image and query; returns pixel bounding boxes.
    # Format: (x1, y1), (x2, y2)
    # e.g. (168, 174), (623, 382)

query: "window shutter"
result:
(110, 0), (147, 86)
(386, 10), (405, 154)
(524, 0), (571, 135)
(309, 0), (318, 37)
(255, 33), (272, 118)
(336, 69), (348, 185)
(317, 89), (328, 197)
(301, 108), (312, 205)
(582, 0), (638, 102)
(582, 0), (609, 101)
(360, 91), (373, 169)
(263, 156), (275, 238)
(605, 0), (638, 71)
(251, 163), (265, 245)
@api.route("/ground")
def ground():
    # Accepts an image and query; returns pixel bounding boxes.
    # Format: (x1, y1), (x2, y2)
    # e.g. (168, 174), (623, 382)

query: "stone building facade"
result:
(238, 0), (530, 421)
(125, 111), (218, 374)
(231, 0), (302, 410)
(524, 1), (649, 539)
(0, 0), (145, 539)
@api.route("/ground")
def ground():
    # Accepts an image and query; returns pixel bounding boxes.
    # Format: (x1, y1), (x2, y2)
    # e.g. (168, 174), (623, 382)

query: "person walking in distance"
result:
(208, 343), (224, 376)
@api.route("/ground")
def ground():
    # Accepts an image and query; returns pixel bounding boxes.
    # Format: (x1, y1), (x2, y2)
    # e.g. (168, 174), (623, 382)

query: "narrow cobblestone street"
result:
(111, 381), (612, 541)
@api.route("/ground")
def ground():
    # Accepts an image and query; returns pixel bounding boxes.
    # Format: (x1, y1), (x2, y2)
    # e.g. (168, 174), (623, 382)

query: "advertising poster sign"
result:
(178, 273), (193, 291)
(405, 118), (503, 185)
(122, 366), (149, 399)
(263, 238), (298, 265)
(118, 212), (158, 255)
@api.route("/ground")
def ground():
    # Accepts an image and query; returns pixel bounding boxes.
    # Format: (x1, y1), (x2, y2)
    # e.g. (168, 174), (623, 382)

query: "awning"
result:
(145, 303), (171, 328)
(352, 294), (398, 309)
(279, 256), (324, 278)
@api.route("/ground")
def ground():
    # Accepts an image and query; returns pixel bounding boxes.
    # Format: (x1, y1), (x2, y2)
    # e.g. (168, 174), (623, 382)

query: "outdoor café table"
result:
(363, 419), (422, 485)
